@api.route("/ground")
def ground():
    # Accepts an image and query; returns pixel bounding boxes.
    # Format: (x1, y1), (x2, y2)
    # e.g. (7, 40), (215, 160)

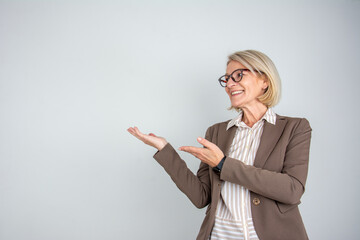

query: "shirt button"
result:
(252, 197), (261, 205)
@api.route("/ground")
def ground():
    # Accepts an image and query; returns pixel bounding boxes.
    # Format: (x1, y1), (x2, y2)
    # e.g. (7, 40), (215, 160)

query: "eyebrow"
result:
(225, 69), (251, 75)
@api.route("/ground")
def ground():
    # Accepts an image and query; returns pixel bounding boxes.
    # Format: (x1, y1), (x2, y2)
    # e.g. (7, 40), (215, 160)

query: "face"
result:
(225, 61), (268, 109)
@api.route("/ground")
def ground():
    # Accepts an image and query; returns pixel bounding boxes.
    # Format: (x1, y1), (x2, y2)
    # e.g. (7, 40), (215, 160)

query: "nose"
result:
(226, 77), (238, 88)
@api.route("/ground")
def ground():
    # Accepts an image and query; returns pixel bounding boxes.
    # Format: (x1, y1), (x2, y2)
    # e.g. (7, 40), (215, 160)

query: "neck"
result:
(241, 103), (268, 128)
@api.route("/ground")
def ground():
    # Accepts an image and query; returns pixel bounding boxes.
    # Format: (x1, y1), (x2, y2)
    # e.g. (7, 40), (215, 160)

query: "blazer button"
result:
(252, 198), (261, 205)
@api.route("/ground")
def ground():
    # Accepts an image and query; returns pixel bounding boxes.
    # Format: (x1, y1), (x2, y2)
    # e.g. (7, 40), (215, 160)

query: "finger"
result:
(179, 146), (202, 154)
(128, 127), (139, 136)
(197, 137), (215, 149)
(127, 127), (136, 135)
(131, 127), (150, 141)
(179, 147), (200, 158)
(133, 126), (141, 134)
(149, 133), (156, 137)
(133, 127), (145, 137)
(128, 128), (146, 142)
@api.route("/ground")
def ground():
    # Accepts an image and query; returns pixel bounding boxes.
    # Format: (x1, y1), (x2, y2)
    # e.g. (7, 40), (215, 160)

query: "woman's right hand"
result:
(127, 127), (168, 151)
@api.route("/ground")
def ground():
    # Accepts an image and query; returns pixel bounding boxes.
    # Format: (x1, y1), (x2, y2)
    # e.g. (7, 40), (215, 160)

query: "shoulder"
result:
(277, 114), (312, 132)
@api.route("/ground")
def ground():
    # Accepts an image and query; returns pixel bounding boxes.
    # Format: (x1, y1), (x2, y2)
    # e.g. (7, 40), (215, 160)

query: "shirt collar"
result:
(226, 108), (277, 130)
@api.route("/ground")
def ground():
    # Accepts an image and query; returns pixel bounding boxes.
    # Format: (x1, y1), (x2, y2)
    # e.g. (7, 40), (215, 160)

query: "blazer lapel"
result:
(254, 115), (287, 168)
(212, 122), (237, 183)
(218, 123), (237, 155)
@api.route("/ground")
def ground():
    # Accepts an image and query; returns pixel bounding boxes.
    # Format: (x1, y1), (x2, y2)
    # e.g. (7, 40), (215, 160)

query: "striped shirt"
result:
(210, 108), (276, 240)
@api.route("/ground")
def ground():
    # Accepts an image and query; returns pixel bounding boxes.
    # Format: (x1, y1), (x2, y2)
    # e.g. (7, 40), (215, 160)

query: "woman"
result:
(127, 50), (312, 240)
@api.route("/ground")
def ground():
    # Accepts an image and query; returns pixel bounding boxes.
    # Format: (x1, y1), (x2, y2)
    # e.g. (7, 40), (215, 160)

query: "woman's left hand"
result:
(179, 137), (224, 167)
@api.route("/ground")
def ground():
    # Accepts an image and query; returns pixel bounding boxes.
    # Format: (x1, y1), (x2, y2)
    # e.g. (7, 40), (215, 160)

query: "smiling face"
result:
(225, 60), (269, 110)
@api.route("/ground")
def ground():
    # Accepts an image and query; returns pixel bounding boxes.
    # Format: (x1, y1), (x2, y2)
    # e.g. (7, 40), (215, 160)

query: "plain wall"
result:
(1, 0), (359, 239)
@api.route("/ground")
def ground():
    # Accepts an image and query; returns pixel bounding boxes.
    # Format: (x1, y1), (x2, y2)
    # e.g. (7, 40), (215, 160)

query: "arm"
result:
(127, 126), (212, 209)
(153, 144), (211, 208)
(221, 118), (312, 204)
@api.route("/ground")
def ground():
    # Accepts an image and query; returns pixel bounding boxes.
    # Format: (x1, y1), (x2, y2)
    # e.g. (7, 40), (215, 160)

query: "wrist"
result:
(156, 141), (168, 151)
(213, 155), (226, 173)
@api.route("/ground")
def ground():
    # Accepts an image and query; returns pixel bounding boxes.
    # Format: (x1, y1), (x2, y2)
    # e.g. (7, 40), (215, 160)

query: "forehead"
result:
(226, 61), (246, 74)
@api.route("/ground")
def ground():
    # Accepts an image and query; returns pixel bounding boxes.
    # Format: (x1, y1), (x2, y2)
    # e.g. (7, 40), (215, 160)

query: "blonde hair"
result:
(227, 50), (281, 110)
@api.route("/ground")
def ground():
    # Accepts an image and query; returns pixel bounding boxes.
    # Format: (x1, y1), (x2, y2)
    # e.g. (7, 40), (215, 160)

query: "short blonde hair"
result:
(227, 50), (281, 109)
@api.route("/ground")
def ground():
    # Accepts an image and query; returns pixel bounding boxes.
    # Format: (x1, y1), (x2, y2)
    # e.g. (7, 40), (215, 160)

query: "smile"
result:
(231, 90), (244, 96)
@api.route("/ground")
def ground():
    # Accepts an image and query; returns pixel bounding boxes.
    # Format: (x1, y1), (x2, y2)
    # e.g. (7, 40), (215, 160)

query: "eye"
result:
(236, 72), (243, 78)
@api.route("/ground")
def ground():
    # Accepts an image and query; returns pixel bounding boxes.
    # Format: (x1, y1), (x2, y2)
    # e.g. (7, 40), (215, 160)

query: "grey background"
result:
(1, 0), (359, 239)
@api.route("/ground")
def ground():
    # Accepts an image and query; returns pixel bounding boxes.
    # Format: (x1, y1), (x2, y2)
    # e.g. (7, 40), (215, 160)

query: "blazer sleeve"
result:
(220, 118), (312, 205)
(152, 128), (213, 209)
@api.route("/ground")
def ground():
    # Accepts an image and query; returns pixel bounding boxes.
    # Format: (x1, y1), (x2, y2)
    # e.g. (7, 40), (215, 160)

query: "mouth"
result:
(231, 90), (244, 96)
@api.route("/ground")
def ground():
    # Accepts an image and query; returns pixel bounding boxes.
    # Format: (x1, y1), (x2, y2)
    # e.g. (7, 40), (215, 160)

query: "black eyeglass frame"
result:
(218, 68), (265, 87)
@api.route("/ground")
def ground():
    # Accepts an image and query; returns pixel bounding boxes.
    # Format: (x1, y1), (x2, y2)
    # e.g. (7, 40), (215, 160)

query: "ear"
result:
(263, 81), (269, 90)
(259, 76), (269, 90)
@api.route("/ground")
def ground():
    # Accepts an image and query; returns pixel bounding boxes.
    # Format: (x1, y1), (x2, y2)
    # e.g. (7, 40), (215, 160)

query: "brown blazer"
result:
(154, 114), (312, 240)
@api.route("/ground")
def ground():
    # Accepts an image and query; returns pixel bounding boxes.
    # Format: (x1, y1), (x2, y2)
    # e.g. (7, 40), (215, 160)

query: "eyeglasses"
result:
(218, 68), (264, 87)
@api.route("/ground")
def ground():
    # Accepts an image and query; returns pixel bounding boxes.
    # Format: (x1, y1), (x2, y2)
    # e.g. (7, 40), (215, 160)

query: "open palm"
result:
(127, 127), (168, 151)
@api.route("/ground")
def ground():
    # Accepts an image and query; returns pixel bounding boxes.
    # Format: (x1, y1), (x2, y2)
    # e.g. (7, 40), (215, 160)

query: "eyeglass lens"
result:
(219, 69), (244, 87)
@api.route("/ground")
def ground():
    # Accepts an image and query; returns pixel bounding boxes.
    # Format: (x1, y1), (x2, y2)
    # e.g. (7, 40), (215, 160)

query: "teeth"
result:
(231, 90), (243, 95)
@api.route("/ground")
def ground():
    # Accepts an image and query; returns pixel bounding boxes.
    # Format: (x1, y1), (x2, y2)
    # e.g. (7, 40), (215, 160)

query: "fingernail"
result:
(197, 137), (202, 141)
